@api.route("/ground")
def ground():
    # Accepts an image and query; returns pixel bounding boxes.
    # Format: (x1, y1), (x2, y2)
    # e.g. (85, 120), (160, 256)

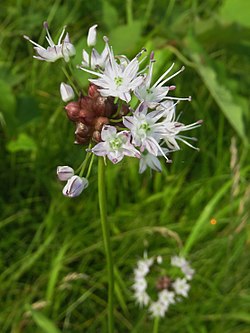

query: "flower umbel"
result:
(132, 254), (194, 318)
(24, 22), (202, 196)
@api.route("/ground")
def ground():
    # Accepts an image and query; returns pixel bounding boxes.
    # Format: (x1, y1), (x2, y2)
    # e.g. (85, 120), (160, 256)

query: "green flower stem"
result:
(98, 157), (114, 333)
(61, 66), (79, 96)
(153, 316), (160, 333)
(86, 153), (95, 179)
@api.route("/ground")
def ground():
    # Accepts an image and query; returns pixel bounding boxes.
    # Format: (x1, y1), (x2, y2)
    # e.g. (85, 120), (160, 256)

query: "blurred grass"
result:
(0, 0), (250, 332)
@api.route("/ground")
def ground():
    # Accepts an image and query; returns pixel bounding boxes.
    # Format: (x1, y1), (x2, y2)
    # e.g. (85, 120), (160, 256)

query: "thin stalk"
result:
(164, 0), (176, 23)
(86, 153), (95, 178)
(61, 66), (79, 95)
(126, 0), (133, 25)
(98, 157), (114, 333)
(153, 316), (160, 333)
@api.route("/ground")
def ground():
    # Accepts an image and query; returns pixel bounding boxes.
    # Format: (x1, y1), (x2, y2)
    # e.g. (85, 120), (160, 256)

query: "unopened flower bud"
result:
(60, 82), (75, 102)
(87, 24), (98, 47)
(156, 256), (163, 264)
(57, 166), (74, 181)
(62, 175), (88, 197)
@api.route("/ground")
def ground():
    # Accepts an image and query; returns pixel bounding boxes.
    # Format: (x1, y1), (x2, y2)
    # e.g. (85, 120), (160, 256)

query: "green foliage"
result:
(0, 0), (249, 332)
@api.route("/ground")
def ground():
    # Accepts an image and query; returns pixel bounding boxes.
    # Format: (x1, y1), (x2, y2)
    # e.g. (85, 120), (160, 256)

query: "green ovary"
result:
(114, 76), (123, 87)
(140, 122), (150, 132)
(110, 138), (122, 150)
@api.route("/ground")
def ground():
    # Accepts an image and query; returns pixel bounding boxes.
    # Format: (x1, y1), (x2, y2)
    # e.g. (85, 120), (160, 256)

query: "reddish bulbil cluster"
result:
(156, 276), (172, 291)
(65, 84), (128, 144)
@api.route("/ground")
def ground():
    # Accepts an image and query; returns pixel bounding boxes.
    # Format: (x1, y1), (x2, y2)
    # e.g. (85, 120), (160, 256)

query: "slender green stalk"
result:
(61, 66), (79, 95)
(98, 157), (114, 333)
(126, 0), (133, 25)
(164, 0), (176, 23)
(153, 316), (160, 333)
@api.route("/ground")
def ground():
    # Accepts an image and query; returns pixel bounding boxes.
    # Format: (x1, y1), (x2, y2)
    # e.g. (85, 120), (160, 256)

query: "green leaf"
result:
(0, 79), (17, 134)
(185, 36), (247, 143)
(16, 94), (41, 126)
(109, 21), (143, 54)
(219, 0), (250, 28)
(6, 133), (37, 153)
(102, 1), (119, 31)
(183, 180), (232, 255)
(29, 309), (62, 333)
(197, 65), (246, 141)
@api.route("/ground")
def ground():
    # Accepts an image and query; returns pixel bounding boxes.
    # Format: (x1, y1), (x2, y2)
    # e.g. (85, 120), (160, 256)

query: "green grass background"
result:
(0, 0), (250, 332)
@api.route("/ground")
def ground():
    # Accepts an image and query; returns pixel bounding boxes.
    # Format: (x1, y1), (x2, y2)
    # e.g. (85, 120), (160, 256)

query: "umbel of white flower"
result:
(24, 22), (202, 194)
(132, 254), (195, 318)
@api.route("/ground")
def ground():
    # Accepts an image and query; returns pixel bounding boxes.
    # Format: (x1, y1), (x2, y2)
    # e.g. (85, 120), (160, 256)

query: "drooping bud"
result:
(87, 24), (98, 47)
(60, 82), (75, 102)
(62, 175), (88, 197)
(57, 166), (74, 181)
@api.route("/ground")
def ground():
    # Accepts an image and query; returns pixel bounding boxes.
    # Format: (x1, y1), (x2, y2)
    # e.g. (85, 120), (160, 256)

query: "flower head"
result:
(123, 103), (171, 161)
(158, 290), (175, 307)
(62, 175), (88, 197)
(149, 301), (168, 318)
(60, 83), (75, 102)
(80, 41), (144, 102)
(57, 166), (74, 181)
(91, 125), (140, 164)
(134, 291), (150, 307)
(24, 22), (75, 62)
(87, 24), (98, 47)
(135, 53), (190, 107)
(172, 278), (190, 297)
(132, 254), (194, 319)
(171, 255), (195, 281)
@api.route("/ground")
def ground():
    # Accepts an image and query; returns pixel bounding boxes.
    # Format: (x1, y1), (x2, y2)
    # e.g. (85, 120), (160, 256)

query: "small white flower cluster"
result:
(132, 254), (194, 318)
(24, 23), (202, 176)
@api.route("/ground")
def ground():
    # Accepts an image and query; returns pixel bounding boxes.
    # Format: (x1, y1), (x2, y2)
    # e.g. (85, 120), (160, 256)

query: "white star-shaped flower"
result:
(172, 278), (190, 298)
(91, 125), (140, 164)
(123, 103), (171, 160)
(158, 290), (175, 307)
(80, 41), (144, 102)
(135, 53), (190, 107)
(24, 22), (75, 62)
(149, 300), (168, 318)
